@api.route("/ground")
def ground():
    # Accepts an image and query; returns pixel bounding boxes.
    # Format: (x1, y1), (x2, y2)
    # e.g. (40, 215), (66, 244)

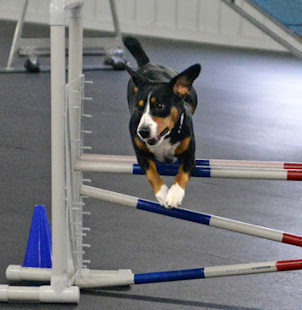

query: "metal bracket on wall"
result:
(221, 0), (302, 60)
(4, 0), (126, 73)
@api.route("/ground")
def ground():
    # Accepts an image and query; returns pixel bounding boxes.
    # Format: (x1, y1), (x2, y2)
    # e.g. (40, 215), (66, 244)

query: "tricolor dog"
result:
(123, 36), (201, 209)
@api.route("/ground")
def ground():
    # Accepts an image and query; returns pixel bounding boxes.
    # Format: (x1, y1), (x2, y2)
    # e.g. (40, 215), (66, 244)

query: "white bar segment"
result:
(74, 269), (135, 288)
(81, 185), (138, 208)
(209, 216), (284, 242)
(0, 285), (79, 303)
(81, 154), (137, 163)
(204, 261), (277, 278)
(209, 159), (284, 169)
(75, 161), (134, 173)
(6, 265), (52, 282)
(210, 168), (288, 180)
(39, 286), (79, 303)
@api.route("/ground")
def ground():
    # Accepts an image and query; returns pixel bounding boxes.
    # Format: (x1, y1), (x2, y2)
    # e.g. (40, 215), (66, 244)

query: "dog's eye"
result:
(156, 103), (165, 111)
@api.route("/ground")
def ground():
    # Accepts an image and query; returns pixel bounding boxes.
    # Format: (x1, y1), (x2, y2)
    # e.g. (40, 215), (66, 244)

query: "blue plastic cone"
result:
(23, 205), (52, 268)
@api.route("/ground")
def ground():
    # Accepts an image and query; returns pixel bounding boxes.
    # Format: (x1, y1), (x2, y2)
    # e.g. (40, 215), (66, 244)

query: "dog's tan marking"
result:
(152, 107), (179, 136)
(134, 137), (149, 152)
(171, 107), (179, 123)
(138, 100), (144, 107)
(151, 97), (156, 104)
(174, 165), (190, 190)
(175, 137), (191, 156)
(134, 86), (139, 93)
(146, 160), (165, 194)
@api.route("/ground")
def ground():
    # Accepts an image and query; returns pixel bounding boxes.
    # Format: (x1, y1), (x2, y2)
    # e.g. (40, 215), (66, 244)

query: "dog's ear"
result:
(169, 64), (201, 97)
(123, 64), (150, 88)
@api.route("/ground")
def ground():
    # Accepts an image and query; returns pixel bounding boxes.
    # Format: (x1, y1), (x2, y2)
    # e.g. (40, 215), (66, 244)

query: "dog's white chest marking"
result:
(147, 138), (180, 163)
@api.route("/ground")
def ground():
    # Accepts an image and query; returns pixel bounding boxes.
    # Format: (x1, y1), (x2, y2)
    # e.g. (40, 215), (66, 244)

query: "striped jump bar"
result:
(133, 259), (302, 284)
(81, 154), (302, 170)
(75, 161), (302, 181)
(80, 185), (302, 248)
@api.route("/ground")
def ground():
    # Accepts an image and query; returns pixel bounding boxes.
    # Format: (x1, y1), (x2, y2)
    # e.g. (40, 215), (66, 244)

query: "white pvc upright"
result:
(50, 1), (79, 300)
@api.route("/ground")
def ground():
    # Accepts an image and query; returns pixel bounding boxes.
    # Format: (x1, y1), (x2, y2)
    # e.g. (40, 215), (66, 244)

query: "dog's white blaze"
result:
(147, 138), (180, 163)
(137, 93), (157, 139)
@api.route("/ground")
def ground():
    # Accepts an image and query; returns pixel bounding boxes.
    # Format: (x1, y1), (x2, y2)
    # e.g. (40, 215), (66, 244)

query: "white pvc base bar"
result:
(6, 265), (52, 282)
(0, 285), (79, 303)
(5, 266), (135, 289)
(74, 269), (134, 288)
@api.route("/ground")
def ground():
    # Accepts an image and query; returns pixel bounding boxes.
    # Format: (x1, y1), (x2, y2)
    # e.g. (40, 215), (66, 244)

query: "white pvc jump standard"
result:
(0, 0), (82, 304)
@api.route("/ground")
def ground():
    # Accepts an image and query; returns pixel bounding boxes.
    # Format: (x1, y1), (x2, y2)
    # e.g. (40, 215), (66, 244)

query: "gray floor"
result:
(1, 20), (302, 309)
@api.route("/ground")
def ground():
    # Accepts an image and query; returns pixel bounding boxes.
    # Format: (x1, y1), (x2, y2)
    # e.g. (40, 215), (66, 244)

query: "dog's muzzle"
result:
(138, 127), (169, 146)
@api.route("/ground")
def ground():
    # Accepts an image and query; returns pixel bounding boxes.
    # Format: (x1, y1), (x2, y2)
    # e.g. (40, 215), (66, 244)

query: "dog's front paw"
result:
(155, 184), (169, 208)
(166, 184), (185, 209)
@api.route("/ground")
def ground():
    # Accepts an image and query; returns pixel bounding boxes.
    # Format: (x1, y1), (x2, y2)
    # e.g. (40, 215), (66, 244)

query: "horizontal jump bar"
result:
(81, 154), (302, 170)
(75, 161), (302, 181)
(80, 185), (302, 248)
(134, 259), (302, 284)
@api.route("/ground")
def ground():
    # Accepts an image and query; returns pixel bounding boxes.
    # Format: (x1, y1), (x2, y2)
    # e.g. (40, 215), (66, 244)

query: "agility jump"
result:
(1, 0), (302, 305)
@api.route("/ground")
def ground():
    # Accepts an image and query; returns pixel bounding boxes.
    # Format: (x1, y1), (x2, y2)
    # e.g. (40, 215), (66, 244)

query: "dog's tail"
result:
(123, 36), (150, 68)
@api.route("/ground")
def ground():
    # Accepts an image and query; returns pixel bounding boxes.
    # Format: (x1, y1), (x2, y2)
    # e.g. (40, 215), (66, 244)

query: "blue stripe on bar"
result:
(133, 164), (144, 175)
(133, 163), (180, 176)
(137, 199), (211, 225)
(134, 268), (205, 284)
(156, 163), (179, 176)
(133, 163), (212, 178)
(196, 159), (210, 166)
(192, 167), (211, 177)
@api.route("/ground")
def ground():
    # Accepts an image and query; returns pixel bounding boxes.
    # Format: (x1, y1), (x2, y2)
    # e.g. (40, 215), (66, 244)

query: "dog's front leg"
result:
(166, 137), (195, 208)
(133, 137), (170, 207)
(145, 160), (170, 208)
(166, 166), (189, 208)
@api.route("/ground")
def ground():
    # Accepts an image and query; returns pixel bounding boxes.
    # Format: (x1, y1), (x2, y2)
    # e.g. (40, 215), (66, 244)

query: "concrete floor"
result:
(1, 20), (302, 309)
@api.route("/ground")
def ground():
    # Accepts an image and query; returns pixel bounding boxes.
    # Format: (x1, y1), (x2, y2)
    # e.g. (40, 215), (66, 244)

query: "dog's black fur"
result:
(123, 36), (201, 208)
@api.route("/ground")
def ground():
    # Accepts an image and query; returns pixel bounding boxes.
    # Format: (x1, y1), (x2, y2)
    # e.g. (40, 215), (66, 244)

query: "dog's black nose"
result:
(138, 127), (150, 139)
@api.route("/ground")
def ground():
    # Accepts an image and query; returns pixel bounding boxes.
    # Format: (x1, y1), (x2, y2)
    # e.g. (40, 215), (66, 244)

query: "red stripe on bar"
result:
(287, 170), (302, 180)
(282, 233), (302, 247)
(284, 163), (302, 170)
(276, 259), (302, 271)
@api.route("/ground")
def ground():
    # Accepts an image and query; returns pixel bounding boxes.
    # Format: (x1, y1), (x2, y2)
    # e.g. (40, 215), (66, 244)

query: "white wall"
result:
(0, 0), (286, 51)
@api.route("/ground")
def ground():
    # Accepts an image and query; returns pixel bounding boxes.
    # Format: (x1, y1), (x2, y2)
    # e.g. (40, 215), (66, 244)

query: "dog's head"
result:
(126, 64), (201, 146)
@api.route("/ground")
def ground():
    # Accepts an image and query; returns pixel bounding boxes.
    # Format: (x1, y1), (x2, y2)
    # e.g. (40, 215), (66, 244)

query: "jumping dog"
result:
(123, 36), (201, 209)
